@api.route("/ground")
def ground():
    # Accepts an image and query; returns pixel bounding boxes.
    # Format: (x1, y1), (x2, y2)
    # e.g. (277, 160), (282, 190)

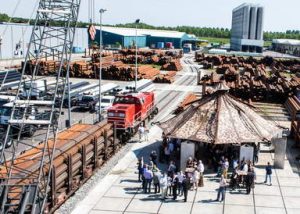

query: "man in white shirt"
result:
(138, 125), (145, 143)
(197, 160), (205, 176)
(160, 172), (168, 200)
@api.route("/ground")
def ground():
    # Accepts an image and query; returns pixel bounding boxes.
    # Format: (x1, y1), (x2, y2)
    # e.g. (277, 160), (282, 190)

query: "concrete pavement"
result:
(70, 124), (300, 214)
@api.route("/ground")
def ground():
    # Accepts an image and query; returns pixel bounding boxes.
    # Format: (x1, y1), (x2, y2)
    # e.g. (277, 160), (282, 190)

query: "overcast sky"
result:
(0, 0), (299, 32)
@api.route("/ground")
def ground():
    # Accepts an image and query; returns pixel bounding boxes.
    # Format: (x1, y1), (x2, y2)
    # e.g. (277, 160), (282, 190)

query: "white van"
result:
(95, 95), (115, 112)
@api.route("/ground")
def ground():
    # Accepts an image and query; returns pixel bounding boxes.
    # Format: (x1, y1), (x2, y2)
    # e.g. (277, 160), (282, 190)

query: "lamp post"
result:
(135, 19), (140, 92)
(99, 8), (107, 122)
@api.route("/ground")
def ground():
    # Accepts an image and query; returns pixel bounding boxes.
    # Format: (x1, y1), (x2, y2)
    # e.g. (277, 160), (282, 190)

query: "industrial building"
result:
(92, 26), (199, 49)
(230, 3), (264, 53)
(272, 39), (300, 57)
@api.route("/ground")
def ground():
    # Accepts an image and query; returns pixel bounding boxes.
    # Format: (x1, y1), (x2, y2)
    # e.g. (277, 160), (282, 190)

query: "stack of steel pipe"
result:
(72, 61), (93, 78)
(161, 59), (183, 71)
(174, 93), (198, 114)
(285, 96), (300, 143)
(153, 71), (176, 84)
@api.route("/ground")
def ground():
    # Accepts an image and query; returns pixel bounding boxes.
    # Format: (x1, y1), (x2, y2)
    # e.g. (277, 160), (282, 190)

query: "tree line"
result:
(1, 13), (299, 41)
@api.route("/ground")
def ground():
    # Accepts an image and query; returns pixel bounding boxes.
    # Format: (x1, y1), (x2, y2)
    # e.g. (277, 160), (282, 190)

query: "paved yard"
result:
(71, 126), (300, 214)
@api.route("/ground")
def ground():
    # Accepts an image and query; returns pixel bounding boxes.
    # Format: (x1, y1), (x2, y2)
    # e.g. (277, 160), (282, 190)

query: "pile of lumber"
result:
(161, 59), (183, 71)
(174, 93), (198, 114)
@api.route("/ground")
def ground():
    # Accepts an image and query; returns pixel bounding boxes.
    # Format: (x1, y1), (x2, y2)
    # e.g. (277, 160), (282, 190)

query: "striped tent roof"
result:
(159, 90), (282, 144)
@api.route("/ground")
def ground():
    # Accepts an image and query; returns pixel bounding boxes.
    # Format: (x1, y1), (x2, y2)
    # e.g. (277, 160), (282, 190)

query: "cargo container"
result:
(157, 42), (164, 49)
(166, 42), (173, 49)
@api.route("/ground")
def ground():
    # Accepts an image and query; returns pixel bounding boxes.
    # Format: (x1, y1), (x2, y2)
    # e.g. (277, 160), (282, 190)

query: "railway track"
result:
(0, 64), (197, 213)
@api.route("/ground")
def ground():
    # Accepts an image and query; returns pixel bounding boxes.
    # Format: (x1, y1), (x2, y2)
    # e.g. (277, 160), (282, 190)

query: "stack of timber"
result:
(0, 121), (121, 213)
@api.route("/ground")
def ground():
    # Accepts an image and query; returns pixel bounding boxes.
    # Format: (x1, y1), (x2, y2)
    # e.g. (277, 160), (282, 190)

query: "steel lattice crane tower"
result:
(0, 0), (81, 213)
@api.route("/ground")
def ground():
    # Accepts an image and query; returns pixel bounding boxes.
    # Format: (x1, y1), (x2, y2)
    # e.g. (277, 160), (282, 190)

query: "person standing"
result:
(182, 175), (189, 202)
(153, 170), (161, 194)
(138, 124), (145, 143)
(141, 164), (147, 190)
(143, 166), (153, 193)
(197, 160), (205, 187)
(137, 157), (144, 182)
(160, 172), (168, 201)
(167, 161), (176, 177)
(193, 169), (200, 190)
(245, 168), (255, 194)
(172, 173), (179, 200)
(177, 171), (184, 196)
(216, 175), (227, 202)
(264, 162), (272, 185)
(150, 150), (158, 166)
(167, 174), (172, 196)
(222, 158), (229, 179)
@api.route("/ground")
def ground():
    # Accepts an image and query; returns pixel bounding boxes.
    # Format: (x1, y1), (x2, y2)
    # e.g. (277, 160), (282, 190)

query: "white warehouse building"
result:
(272, 39), (300, 57)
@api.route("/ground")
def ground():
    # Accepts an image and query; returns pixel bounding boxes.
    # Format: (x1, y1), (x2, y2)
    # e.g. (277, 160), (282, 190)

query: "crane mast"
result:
(0, 0), (81, 213)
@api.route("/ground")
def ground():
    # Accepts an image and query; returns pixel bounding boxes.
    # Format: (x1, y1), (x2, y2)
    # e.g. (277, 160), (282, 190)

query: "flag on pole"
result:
(88, 25), (96, 41)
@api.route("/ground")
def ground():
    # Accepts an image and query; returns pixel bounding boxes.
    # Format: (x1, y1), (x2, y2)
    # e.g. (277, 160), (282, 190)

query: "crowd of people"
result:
(136, 135), (272, 203)
(137, 151), (206, 202)
(137, 151), (273, 202)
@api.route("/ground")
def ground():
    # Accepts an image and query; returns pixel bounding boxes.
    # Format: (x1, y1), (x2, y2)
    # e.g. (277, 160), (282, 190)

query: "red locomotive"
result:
(107, 92), (158, 140)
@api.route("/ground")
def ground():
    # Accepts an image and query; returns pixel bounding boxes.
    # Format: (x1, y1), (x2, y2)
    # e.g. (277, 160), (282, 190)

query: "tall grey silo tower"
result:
(230, 3), (264, 53)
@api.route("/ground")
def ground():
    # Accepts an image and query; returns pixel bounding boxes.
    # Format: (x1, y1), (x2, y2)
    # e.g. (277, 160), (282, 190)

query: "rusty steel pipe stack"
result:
(0, 121), (122, 213)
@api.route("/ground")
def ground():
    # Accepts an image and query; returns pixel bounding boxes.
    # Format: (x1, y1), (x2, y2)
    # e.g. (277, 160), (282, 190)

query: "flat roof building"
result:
(91, 26), (199, 49)
(272, 39), (300, 57)
(231, 3), (264, 53)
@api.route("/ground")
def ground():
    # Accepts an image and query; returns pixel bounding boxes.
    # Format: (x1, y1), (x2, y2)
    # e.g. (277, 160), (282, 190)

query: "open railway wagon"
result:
(0, 121), (121, 213)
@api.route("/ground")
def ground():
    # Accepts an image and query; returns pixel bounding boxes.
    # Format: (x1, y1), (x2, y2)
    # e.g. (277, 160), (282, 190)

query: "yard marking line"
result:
(156, 197), (164, 214)
(189, 188), (198, 214)
(253, 183), (257, 214)
(270, 152), (288, 214)
(222, 188), (226, 214)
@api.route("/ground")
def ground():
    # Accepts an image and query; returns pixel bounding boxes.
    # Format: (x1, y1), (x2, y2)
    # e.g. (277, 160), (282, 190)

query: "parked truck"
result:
(78, 83), (119, 111)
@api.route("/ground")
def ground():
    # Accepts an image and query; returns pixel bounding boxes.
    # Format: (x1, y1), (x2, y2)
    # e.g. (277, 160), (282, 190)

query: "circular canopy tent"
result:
(159, 88), (282, 144)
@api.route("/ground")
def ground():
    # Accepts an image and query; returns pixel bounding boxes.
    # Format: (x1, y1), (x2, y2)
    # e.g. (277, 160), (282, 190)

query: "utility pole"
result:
(99, 9), (107, 121)
(135, 19), (140, 92)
